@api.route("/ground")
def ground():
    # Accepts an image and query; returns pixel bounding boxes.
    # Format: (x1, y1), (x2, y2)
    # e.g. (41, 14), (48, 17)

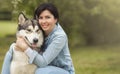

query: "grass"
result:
(71, 45), (120, 74)
(0, 21), (17, 38)
(0, 21), (120, 74)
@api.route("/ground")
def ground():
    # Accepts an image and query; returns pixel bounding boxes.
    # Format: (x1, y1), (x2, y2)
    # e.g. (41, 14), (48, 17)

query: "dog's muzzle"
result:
(33, 38), (38, 43)
(24, 36), (38, 48)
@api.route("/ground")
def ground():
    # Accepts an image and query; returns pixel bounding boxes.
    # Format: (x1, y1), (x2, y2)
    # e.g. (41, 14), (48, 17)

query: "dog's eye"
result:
(36, 29), (40, 33)
(26, 29), (32, 32)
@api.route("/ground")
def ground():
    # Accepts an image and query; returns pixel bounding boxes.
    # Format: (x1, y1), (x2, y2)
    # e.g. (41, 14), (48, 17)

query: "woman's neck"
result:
(45, 25), (56, 37)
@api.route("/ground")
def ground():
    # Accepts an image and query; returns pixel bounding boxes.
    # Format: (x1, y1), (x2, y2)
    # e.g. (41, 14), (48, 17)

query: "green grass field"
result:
(72, 46), (120, 74)
(0, 21), (17, 38)
(0, 21), (120, 74)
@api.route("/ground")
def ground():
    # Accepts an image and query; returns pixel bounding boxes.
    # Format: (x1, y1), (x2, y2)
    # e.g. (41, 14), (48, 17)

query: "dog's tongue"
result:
(31, 44), (37, 48)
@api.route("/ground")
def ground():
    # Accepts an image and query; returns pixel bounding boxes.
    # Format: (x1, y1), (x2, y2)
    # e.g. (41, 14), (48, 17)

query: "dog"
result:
(10, 13), (44, 74)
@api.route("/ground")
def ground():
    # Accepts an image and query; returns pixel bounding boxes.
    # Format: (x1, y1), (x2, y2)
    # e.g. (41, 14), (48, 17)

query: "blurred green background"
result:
(0, 0), (120, 74)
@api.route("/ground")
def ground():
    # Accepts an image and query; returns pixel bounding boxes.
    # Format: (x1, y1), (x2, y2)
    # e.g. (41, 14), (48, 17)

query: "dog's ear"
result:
(35, 15), (39, 21)
(18, 12), (27, 25)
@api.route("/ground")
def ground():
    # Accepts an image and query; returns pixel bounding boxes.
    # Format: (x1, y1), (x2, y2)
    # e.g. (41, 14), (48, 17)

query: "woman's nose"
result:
(41, 19), (46, 23)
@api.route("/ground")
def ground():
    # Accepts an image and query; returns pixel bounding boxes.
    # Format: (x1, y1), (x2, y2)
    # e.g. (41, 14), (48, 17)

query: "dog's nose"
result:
(33, 38), (38, 43)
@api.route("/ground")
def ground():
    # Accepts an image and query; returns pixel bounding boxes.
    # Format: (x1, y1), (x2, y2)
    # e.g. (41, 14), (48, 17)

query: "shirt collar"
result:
(45, 23), (59, 40)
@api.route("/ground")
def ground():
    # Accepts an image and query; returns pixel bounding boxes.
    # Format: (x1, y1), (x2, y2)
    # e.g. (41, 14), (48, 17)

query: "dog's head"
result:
(16, 13), (44, 50)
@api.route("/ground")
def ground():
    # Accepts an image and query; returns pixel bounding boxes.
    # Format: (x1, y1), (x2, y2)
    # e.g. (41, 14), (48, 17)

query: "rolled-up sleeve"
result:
(25, 35), (66, 67)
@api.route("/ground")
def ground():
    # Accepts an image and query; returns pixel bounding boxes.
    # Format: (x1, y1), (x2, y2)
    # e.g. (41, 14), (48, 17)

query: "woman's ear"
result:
(55, 18), (58, 24)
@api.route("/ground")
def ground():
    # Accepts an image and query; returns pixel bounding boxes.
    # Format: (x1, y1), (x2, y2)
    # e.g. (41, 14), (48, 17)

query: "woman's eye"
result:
(39, 17), (42, 19)
(46, 16), (50, 19)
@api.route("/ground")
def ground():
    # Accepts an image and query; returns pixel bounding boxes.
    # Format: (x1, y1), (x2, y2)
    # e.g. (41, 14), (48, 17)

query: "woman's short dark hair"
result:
(34, 3), (59, 20)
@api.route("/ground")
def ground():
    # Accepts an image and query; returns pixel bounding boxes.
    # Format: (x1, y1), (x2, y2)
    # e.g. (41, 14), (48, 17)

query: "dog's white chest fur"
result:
(10, 46), (37, 74)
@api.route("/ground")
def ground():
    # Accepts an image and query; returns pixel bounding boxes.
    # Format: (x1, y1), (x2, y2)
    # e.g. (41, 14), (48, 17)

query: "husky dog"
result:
(10, 13), (44, 74)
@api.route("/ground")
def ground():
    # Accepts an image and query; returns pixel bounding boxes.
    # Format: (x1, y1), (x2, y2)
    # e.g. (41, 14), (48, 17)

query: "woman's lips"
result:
(42, 24), (48, 28)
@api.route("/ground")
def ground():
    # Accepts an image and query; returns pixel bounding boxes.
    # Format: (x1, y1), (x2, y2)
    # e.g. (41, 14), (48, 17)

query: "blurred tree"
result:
(0, 0), (12, 11)
(83, 0), (120, 45)
(3, 0), (120, 47)
(0, 0), (13, 20)
(11, 0), (43, 20)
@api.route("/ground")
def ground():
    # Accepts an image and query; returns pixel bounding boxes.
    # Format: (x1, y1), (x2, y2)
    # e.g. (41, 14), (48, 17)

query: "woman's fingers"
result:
(16, 36), (29, 51)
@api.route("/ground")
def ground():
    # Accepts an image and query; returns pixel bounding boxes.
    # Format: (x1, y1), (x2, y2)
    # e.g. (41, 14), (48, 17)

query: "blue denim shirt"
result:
(1, 23), (75, 74)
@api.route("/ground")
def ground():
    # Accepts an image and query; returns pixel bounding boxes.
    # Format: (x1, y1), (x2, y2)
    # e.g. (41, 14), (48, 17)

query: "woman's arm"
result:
(1, 43), (14, 74)
(25, 35), (66, 67)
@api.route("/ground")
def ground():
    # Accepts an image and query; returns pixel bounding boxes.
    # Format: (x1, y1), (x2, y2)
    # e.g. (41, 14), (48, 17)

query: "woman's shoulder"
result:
(48, 23), (68, 41)
(54, 24), (66, 36)
(52, 26), (68, 42)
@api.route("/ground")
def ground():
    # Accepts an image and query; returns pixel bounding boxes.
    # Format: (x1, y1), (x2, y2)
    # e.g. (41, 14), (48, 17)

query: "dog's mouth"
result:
(24, 36), (39, 48)
(31, 43), (37, 48)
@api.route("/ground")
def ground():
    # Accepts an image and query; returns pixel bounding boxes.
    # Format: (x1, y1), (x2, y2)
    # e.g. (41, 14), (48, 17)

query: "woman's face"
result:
(38, 10), (57, 36)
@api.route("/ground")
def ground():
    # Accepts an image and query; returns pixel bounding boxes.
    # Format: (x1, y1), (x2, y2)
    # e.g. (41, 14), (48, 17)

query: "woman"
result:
(1, 3), (75, 74)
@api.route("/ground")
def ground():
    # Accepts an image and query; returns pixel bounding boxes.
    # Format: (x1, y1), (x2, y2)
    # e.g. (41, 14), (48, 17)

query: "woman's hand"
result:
(15, 36), (29, 52)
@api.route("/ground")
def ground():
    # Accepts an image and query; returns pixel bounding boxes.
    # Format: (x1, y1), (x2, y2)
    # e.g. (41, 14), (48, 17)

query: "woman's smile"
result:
(41, 24), (49, 29)
(39, 10), (57, 36)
